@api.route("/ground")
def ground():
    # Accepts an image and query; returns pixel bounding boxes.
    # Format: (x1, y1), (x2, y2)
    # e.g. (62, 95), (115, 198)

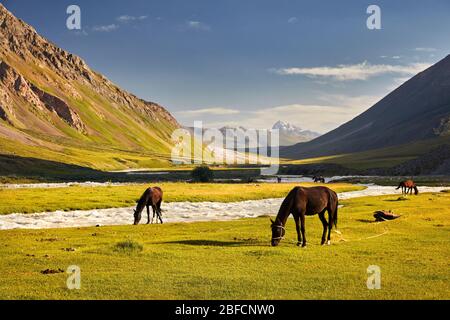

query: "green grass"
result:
(0, 182), (361, 215)
(0, 192), (449, 299)
(113, 240), (144, 254)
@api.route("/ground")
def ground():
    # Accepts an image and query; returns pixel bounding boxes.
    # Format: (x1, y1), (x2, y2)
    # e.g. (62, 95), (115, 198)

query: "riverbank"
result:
(1, 185), (449, 230)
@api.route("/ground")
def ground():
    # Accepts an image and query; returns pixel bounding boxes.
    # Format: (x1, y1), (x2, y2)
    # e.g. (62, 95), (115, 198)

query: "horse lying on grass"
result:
(133, 187), (163, 225)
(271, 186), (339, 247)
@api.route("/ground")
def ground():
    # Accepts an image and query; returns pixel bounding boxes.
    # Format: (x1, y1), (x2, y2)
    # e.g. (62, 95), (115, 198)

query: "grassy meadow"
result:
(0, 191), (449, 299)
(0, 182), (361, 215)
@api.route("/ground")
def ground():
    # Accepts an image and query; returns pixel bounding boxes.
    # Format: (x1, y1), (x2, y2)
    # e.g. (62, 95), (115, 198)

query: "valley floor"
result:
(0, 182), (361, 215)
(0, 191), (449, 299)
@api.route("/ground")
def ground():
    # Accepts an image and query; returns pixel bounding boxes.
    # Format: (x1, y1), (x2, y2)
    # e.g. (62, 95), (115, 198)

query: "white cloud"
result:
(288, 17), (298, 24)
(178, 107), (240, 116)
(274, 61), (431, 81)
(414, 47), (437, 52)
(186, 20), (211, 31)
(117, 15), (148, 23)
(177, 94), (384, 133)
(92, 24), (119, 32)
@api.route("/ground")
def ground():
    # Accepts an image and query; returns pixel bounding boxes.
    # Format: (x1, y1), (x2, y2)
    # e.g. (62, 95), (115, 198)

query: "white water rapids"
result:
(0, 185), (448, 230)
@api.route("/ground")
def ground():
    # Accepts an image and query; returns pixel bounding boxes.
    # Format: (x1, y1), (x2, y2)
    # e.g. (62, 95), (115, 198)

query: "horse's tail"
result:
(329, 190), (340, 233)
(414, 186), (419, 195)
(334, 201), (338, 230)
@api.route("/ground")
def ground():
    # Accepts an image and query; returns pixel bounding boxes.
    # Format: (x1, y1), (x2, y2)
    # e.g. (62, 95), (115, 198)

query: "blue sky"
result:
(2, 0), (450, 133)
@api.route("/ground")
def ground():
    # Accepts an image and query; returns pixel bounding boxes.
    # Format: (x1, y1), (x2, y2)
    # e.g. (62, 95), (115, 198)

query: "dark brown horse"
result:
(133, 187), (163, 225)
(396, 180), (419, 195)
(271, 186), (338, 247)
(312, 176), (325, 183)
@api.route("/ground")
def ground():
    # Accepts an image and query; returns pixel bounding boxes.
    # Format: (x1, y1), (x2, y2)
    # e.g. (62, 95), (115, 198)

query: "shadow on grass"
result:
(0, 154), (175, 183)
(355, 219), (377, 223)
(0, 154), (262, 183)
(158, 240), (251, 247)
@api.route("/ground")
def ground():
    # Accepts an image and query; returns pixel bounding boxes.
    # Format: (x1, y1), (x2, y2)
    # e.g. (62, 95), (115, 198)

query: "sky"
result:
(2, 0), (450, 133)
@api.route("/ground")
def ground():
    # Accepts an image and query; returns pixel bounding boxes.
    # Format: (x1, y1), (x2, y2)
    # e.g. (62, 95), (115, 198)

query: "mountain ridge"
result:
(0, 3), (180, 170)
(281, 55), (450, 159)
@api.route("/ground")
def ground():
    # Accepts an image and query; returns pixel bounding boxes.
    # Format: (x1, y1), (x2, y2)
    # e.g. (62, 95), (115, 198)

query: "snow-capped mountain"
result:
(273, 121), (321, 146)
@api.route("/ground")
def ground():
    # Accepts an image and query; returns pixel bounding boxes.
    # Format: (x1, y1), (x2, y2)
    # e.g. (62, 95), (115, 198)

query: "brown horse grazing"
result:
(396, 180), (419, 195)
(133, 187), (163, 225)
(312, 176), (325, 183)
(271, 186), (339, 247)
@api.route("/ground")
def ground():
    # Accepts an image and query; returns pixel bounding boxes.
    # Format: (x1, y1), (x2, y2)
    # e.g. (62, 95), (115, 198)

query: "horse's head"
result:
(133, 208), (141, 225)
(270, 218), (285, 247)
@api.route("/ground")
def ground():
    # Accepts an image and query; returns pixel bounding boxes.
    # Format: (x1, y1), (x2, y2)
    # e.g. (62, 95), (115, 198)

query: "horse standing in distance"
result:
(396, 180), (419, 195)
(270, 186), (339, 247)
(312, 176), (325, 183)
(133, 187), (164, 225)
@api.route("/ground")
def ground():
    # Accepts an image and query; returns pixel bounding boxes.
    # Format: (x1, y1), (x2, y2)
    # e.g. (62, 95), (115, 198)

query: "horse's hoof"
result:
(297, 242), (301, 246)
(327, 240), (331, 245)
(302, 244), (307, 248)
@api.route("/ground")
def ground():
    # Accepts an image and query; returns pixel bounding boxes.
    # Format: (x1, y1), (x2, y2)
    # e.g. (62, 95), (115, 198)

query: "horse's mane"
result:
(276, 187), (299, 224)
(136, 188), (151, 214)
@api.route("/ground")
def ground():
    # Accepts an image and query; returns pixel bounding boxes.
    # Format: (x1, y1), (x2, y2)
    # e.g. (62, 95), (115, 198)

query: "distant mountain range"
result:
(281, 55), (450, 162)
(0, 4), (179, 171)
(184, 121), (320, 148)
(272, 121), (321, 146)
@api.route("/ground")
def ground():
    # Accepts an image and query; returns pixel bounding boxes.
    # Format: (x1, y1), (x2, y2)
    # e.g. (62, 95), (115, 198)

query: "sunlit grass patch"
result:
(113, 240), (143, 254)
(0, 192), (449, 300)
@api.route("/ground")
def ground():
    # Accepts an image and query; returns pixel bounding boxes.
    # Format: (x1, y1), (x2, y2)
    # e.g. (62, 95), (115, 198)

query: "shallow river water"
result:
(0, 185), (449, 230)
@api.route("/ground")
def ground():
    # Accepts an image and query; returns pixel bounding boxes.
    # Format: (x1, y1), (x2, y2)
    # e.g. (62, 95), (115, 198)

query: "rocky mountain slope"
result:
(0, 3), (179, 171)
(282, 55), (450, 160)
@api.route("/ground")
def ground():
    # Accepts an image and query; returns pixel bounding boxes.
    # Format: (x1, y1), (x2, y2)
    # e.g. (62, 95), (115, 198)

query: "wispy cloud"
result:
(414, 47), (437, 52)
(273, 61), (431, 81)
(117, 15), (148, 23)
(287, 17), (298, 24)
(179, 107), (240, 116)
(177, 94), (384, 133)
(186, 20), (211, 31)
(92, 24), (119, 32)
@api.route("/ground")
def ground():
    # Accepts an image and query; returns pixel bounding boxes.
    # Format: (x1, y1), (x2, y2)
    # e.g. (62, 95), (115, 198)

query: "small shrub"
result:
(191, 166), (214, 182)
(114, 240), (143, 253)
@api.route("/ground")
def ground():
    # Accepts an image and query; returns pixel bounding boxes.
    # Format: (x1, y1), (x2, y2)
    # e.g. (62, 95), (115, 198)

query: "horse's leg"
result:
(157, 210), (163, 224)
(152, 206), (156, 224)
(300, 212), (307, 247)
(318, 210), (328, 245)
(294, 213), (302, 246)
(145, 205), (150, 224)
(157, 200), (163, 224)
